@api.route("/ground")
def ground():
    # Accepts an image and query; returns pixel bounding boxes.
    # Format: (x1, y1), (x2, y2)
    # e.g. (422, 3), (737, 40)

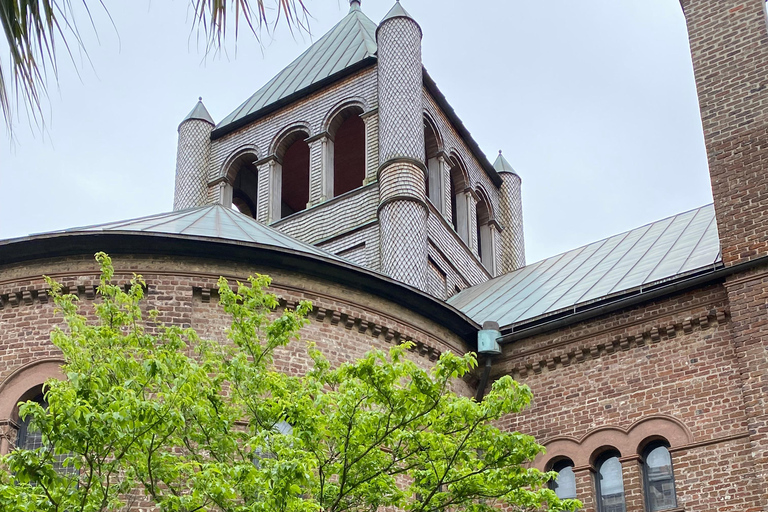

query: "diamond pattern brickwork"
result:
(377, 17), (424, 163)
(174, 120), (213, 211)
(379, 199), (428, 290)
(499, 173), (525, 272)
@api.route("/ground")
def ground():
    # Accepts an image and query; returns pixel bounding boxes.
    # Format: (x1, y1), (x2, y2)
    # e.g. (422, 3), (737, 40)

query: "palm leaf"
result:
(0, 0), (309, 135)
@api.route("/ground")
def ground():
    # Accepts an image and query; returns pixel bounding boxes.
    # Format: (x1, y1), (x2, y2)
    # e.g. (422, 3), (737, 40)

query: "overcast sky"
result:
(0, 0), (711, 264)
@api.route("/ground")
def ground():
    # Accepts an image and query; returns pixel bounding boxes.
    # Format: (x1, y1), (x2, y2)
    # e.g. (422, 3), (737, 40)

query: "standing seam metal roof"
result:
(448, 204), (722, 328)
(216, 6), (378, 130)
(57, 204), (347, 263)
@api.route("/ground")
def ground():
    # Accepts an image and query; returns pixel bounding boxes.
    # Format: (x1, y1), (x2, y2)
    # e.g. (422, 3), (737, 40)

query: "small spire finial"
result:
(499, 150), (502, 155)
(199, 96), (203, 102)
(350, 0), (361, 10)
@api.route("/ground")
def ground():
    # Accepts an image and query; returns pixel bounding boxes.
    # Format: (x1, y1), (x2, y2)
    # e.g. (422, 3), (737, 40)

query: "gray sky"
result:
(0, 0), (711, 264)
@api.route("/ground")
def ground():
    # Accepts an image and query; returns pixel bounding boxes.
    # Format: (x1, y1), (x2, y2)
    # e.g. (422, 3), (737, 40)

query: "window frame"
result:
(642, 442), (678, 512)
(594, 450), (627, 512)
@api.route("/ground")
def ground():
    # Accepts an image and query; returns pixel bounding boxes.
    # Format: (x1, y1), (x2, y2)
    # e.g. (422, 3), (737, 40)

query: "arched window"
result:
(227, 153), (259, 219)
(643, 443), (677, 511)
(16, 391), (76, 475)
(549, 459), (577, 500)
(424, 118), (440, 206)
(16, 392), (45, 451)
(448, 158), (469, 243)
(475, 194), (493, 270)
(279, 131), (310, 218)
(595, 451), (626, 512)
(330, 107), (365, 197)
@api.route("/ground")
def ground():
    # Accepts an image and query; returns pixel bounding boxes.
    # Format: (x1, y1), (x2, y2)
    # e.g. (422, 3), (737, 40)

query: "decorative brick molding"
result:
(536, 414), (694, 470)
(193, 287), (445, 363)
(502, 306), (729, 379)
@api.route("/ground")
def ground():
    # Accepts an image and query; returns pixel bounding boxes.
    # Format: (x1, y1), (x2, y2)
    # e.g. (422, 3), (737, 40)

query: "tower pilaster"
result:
(494, 151), (525, 272)
(376, 2), (429, 290)
(174, 99), (214, 211)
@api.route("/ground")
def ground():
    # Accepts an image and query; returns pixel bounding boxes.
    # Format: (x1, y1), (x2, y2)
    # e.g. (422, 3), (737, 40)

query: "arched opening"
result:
(14, 385), (76, 476)
(424, 117), (440, 206)
(227, 153), (260, 219)
(642, 441), (677, 511)
(330, 106), (366, 197)
(279, 131), (310, 218)
(594, 450), (626, 512)
(448, 157), (469, 243)
(475, 190), (494, 272)
(548, 457), (577, 500)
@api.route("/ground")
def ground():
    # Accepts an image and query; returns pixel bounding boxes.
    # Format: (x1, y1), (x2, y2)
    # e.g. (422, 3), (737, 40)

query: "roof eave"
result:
(422, 69), (503, 188)
(497, 261), (732, 344)
(211, 57), (377, 140)
(0, 230), (480, 345)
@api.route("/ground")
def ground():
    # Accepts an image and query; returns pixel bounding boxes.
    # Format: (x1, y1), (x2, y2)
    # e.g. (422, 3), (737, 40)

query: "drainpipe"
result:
(474, 320), (502, 401)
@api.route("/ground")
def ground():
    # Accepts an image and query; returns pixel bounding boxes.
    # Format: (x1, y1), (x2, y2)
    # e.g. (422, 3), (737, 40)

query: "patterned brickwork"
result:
(379, 200), (428, 290)
(498, 172), (525, 272)
(363, 112), (380, 183)
(426, 206), (489, 287)
(317, 222), (381, 272)
(378, 161), (425, 203)
(174, 119), (213, 211)
(427, 243), (467, 298)
(427, 257), (447, 300)
(207, 67), (378, 202)
(273, 184), (379, 245)
(377, 18), (424, 163)
(423, 91), (500, 223)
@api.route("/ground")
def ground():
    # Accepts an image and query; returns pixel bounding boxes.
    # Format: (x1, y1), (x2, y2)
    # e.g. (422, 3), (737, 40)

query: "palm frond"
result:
(0, 0), (309, 136)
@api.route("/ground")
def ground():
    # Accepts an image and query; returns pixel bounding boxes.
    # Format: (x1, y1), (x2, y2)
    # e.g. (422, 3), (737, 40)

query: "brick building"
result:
(0, 0), (767, 510)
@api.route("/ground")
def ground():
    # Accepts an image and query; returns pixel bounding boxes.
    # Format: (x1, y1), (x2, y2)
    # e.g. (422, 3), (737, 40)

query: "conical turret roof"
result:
(493, 151), (518, 176)
(380, 1), (415, 24)
(181, 98), (214, 126)
(215, 6), (378, 134)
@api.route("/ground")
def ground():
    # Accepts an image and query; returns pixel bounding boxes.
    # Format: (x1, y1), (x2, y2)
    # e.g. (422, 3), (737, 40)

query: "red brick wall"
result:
(494, 285), (763, 511)
(682, 0), (768, 266)
(0, 254), (474, 452)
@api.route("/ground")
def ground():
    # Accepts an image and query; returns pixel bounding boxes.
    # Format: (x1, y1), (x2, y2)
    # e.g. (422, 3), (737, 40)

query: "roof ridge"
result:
(216, 7), (378, 131)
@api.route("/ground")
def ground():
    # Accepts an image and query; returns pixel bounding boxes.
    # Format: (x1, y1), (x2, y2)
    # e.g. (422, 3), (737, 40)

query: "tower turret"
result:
(174, 98), (214, 211)
(376, 1), (429, 290)
(494, 151), (525, 272)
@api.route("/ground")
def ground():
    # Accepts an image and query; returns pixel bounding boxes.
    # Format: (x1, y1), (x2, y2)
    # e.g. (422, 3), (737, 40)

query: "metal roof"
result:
(449, 204), (722, 329)
(182, 98), (214, 126)
(380, 1), (415, 24)
(215, 4), (378, 131)
(492, 151), (518, 176)
(57, 204), (346, 262)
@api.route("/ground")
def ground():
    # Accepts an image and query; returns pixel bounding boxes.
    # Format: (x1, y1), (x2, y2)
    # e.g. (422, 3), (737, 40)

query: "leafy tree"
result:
(0, 253), (580, 512)
(1, 0), (309, 132)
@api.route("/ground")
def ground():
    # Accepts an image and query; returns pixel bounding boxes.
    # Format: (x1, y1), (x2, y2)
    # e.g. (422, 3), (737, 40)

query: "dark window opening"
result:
(17, 392), (76, 476)
(450, 173), (458, 231)
(424, 119), (439, 202)
(333, 115), (366, 197)
(231, 160), (259, 219)
(281, 136), (310, 218)
(643, 443), (677, 511)
(549, 459), (577, 500)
